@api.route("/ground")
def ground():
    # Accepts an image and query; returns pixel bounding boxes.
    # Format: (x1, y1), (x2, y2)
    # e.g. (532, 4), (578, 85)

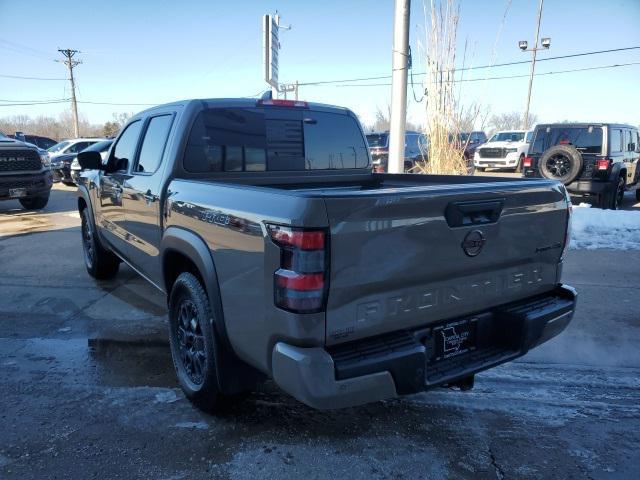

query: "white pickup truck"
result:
(474, 130), (533, 172)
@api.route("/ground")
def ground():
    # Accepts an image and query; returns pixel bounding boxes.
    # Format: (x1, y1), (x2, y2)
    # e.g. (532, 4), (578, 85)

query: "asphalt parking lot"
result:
(1, 182), (639, 479)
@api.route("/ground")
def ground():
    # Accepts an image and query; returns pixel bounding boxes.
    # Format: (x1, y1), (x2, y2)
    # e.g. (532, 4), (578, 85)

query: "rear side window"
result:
(136, 115), (173, 173)
(531, 126), (603, 155)
(609, 129), (622, 153)
(625, 130), (633, 152)
(184, 107), (368, 172)
(69, 141), (91, 153)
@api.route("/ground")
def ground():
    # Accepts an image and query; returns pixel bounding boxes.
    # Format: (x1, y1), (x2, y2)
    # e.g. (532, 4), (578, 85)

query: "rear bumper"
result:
(0, 170), (53, 200)
(272, 284), (576, 409)
(565, 179), (611, 194)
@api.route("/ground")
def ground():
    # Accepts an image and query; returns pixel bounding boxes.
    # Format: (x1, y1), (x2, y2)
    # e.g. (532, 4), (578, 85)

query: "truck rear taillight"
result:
(523, 156), (533, 168)
(268, 225), (328, 313)
(596, 158), (611, 170)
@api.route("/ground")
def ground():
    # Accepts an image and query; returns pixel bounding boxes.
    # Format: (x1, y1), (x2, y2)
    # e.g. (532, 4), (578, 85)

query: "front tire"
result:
(19, 195), (49, 210)
(169, 272), (224, 413)
(80, 208), (120, 279)
(514, 154), (524, 173)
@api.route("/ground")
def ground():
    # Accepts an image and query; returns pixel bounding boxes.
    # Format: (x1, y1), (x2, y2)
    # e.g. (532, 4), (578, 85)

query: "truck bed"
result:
(167, 172), (569, 363)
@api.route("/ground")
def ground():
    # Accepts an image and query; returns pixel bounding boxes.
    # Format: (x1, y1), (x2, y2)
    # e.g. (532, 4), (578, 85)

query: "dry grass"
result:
(413, 0), (479, 175)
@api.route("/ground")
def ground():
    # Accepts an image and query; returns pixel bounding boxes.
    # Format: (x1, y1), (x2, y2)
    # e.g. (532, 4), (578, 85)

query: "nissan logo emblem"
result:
(462, 230), (486, 257)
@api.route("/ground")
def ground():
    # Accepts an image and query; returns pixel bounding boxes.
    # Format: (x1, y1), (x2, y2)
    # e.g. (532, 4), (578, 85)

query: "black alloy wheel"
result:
(545, 153), (572, 179)
(176, 299), (207, 386)
(81, 211), (94, 269)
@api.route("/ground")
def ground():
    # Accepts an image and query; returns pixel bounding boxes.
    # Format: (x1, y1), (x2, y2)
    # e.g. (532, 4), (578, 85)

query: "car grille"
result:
(1, 179), (45, 189)
(479, 148), (506, 159)
(0, 150), (42, 172)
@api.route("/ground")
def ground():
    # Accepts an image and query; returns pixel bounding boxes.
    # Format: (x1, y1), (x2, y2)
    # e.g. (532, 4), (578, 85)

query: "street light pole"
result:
(388, 0), (410, 174)
(522, 0), (545, 130)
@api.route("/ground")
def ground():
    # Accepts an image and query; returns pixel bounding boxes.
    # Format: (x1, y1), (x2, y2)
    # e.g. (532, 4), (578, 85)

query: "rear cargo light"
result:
(523, 156), (533, 168)
(596, 158), (611, 170)
(257, 99), (308, 108)
(267, 224), (328, 313)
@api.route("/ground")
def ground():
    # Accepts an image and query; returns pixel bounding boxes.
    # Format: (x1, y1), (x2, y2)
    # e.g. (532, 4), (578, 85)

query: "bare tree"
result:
(488, 111), (538, 133)
(0, 111), (130, 140)
(365, 105), (420, 133)
(102, 112), (132, 137)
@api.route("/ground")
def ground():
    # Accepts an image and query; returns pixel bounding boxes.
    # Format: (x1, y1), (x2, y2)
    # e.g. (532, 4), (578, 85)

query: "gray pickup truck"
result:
(76, 98), (576, 411)
(0, 133), (53, 209)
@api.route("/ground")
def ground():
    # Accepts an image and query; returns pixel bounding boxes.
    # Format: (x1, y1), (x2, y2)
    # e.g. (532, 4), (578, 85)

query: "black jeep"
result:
(524, 123), (640, 209)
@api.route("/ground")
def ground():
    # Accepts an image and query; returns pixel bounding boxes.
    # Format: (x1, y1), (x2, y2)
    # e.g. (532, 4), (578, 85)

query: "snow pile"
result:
(570, 204), (640, 250)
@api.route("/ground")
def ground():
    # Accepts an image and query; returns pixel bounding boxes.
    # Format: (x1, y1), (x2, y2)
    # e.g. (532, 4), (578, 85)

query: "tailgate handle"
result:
(445, 199), (504, 228)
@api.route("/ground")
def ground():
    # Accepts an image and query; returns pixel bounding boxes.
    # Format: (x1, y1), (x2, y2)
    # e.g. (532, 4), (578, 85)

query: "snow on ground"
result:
(570, 204), (640, 250)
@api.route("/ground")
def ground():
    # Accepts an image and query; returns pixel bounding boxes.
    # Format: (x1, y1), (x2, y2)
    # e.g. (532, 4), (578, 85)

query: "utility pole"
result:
(56, 49), (82, 138)
(519, 0), (549, 130)
(388, 0), (410, 174)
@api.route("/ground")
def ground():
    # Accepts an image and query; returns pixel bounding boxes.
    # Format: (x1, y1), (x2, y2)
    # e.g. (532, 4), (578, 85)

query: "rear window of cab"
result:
(184, 107), (370, 172)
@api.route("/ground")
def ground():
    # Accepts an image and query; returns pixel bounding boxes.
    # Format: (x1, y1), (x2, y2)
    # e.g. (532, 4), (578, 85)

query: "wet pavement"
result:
(1, 183), (639, 479)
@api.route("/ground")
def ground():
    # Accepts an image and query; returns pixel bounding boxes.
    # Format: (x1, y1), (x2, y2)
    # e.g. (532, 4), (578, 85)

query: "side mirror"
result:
(77, 150), (104, 170)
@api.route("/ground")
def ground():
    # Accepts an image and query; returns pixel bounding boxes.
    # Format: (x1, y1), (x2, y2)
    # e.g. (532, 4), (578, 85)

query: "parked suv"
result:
(0, 133), (53, 209)
(524, 123), (640, 209)
(475, 130), (533, 172)
(47, 138), (108, 160)
(366, 131), (427, 172)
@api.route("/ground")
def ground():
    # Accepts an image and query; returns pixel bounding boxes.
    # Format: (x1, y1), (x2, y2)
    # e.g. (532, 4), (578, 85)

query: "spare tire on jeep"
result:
(538, 145), (583, 185)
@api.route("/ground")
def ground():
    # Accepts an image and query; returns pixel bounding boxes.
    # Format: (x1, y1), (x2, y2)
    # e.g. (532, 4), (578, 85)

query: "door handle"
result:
(445, 199), (505, 228)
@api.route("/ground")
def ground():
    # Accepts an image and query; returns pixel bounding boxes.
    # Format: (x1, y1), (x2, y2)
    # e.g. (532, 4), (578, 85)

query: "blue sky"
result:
(1, 0), (639, 128)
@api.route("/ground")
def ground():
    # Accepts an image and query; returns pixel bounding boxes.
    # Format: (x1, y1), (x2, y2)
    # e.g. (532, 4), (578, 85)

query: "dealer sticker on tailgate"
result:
(432, 318), (478, 362)
(9, 188), (27, 198)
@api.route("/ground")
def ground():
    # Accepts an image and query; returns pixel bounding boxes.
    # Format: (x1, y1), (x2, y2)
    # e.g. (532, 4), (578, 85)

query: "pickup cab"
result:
(76, 98), (576, 411)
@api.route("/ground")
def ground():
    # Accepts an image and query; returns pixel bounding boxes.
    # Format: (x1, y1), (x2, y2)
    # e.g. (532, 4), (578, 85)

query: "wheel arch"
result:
(160, 226), (262, 394)
(610, 163), (627, 185)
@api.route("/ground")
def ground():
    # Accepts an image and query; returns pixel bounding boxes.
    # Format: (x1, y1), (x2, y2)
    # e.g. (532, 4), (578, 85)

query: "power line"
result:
(0, 74), (67, 81)
(330, 61), (640, 88)
(77, 100), (158, 106)
(0, 100), (71, 107)
(0, 98), (69, 103)
(296, 46), (640, 86)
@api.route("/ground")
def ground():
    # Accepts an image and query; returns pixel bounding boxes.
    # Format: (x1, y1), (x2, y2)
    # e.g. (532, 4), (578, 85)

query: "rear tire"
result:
(169, 272), (227, 413)
(80, 208), (120, 279)
(635, 187), (640, 202)
(19, 195), (49, 210)
(599, 175), (625, 210)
